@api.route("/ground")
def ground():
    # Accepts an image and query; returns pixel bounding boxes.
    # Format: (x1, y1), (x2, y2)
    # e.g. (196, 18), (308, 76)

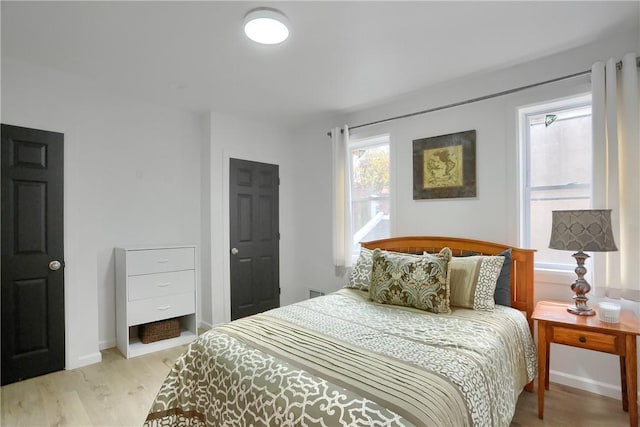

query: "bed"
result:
(145, 236), (537, 427)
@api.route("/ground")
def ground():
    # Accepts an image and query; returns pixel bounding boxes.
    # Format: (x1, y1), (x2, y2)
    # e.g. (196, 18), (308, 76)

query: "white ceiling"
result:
(2, 1), (638, 125)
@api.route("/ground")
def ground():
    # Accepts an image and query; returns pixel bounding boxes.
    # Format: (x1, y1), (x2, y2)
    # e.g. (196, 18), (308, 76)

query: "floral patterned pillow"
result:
(345, 247), (374, 291)
(448, 255), (505, 311)
(346, 248), (425, 291)
(369, 247), (452, 314)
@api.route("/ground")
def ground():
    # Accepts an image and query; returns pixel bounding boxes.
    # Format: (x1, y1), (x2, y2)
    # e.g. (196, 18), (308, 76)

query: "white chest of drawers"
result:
(115, 245), (197, 358)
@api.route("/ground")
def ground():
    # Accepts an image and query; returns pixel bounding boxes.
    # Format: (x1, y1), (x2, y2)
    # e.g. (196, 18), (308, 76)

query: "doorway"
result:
(229, 158), (280, 320)
(1, 124), (65, 385)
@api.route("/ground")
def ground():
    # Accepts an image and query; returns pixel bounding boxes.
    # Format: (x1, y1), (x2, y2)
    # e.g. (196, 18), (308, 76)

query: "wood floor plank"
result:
(42, 390), (92, 427)
(1, 377), (47, 427)
(1, 344), (635, 426)
(79, 362), (137, 426)
(513, 382), (631, 426)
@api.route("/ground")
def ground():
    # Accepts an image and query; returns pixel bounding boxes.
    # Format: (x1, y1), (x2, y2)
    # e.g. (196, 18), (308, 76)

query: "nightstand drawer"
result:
(552, 326), (618, 353)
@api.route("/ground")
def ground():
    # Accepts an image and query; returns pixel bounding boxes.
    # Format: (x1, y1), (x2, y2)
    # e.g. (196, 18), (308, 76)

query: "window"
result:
(520, 95), (592, 270)
(349, 135), (390, 259)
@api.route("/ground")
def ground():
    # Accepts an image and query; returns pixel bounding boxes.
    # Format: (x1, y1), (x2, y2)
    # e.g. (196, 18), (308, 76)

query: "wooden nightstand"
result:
(532, 300), (639, 427)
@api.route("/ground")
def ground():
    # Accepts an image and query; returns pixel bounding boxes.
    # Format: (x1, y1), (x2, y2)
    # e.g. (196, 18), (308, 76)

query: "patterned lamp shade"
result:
(549, 209), (618, 252)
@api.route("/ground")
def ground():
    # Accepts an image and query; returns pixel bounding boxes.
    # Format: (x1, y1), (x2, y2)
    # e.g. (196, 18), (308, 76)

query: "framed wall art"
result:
(412, 130), (477, 200)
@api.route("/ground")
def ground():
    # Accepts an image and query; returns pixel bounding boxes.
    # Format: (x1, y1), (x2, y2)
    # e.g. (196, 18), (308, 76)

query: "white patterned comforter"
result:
(145, 289), (537, 427)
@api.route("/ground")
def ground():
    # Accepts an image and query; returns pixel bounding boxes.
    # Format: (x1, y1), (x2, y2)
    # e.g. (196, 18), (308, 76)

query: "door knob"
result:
(49, 260), (62, 271)
(231, 248), (239, 255)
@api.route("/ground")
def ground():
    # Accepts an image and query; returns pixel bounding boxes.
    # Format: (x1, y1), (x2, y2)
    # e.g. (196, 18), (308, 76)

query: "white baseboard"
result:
(99, 338), (116, 350)
(68, 351), (102, 370)
(199, 320), (213, 330)
(550, 369), (639, 400)
(200, 320), (227, 330)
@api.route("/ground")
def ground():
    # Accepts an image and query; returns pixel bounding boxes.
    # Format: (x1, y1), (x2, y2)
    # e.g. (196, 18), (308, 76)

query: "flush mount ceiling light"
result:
(243, 8), (289, 45)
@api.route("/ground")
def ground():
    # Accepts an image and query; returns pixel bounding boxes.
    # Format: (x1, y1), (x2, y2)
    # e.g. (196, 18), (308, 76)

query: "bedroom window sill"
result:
(534, 267), (580, 286)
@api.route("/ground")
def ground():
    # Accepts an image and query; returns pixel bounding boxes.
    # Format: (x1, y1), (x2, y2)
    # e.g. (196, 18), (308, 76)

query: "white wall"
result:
(289, 119), (346, 299)
(1, 57), (205, 369)
(204, 112), (295, 327)
(291, 28), (639, 399)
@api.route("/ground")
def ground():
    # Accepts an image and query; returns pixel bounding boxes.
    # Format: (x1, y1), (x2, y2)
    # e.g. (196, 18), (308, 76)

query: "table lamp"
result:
(548, 209), (617, 316)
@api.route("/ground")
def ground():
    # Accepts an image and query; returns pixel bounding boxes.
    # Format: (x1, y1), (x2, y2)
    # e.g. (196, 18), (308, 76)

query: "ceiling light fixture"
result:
(243, 8), (289, 45)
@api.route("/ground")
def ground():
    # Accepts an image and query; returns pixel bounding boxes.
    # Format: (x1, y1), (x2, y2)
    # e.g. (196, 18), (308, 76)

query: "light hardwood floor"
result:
(2, 345), (633, 426)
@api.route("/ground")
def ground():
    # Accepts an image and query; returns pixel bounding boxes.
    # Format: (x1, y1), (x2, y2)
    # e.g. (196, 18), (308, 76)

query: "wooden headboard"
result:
(361, 236), (536, 333)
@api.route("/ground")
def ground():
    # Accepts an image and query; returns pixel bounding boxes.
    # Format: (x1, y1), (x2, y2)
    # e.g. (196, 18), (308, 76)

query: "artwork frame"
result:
(412, 130), (477, 200)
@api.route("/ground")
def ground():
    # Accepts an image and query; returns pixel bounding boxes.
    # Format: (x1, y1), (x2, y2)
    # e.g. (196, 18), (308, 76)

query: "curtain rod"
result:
(326, 56), (640, 137)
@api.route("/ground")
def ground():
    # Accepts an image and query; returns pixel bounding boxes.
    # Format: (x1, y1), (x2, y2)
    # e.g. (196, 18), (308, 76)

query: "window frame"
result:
(518, 93), (592, 279)
(347, 133), (391, 262)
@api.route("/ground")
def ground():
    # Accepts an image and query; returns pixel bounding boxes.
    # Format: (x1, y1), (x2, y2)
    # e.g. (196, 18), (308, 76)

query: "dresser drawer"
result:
(126, 247), (194, 275)
(127, 292), (195, 326)
(552, 326), (618, 353)
(128, 270), (195, 301)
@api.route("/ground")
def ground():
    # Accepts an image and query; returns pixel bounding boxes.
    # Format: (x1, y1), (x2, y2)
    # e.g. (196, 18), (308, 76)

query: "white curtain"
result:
(592, 53), (640, 302)
(331, 126), (352, 268)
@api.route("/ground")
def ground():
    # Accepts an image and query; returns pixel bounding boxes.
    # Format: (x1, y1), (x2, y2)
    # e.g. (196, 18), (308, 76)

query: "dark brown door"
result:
(1, 124), (65, 385)
(229, 158), (279, 320)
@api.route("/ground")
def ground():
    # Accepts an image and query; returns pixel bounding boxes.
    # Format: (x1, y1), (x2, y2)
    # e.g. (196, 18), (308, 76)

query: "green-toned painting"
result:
(413, 130), (476, 199)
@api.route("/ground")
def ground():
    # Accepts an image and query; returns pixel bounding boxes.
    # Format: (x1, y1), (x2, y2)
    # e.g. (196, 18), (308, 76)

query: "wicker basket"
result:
(139, 318), (181, 344)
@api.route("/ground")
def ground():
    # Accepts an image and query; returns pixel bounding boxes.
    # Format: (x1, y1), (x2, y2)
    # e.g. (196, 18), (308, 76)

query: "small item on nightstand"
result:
(598, 302), (621, 323)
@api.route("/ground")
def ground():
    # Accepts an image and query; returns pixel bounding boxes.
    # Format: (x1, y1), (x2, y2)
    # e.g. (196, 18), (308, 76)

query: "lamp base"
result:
(566, 251), (596, 316)
(567, 305), (595, 316)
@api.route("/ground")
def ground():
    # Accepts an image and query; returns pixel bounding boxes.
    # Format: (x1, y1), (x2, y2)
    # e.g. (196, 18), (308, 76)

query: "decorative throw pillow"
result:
(493, 248), (512, 306)
(436, 248), (513, 306)
(369, 247), (452, 314)
(448, 255), (505, 311)
(346, 248), (424, 291)
(345, 247), (374, 291)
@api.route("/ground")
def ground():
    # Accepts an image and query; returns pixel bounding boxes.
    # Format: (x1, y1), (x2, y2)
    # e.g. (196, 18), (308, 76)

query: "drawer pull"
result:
(578, 336), (587, 343)
(157, 282), (171, 288)
(156, 259), (169, 264)
(157, 305), (171, 311)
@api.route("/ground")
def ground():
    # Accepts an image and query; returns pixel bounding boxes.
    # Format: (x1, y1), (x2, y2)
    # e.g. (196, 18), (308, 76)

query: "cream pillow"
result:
(448, 255), (504, 311)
